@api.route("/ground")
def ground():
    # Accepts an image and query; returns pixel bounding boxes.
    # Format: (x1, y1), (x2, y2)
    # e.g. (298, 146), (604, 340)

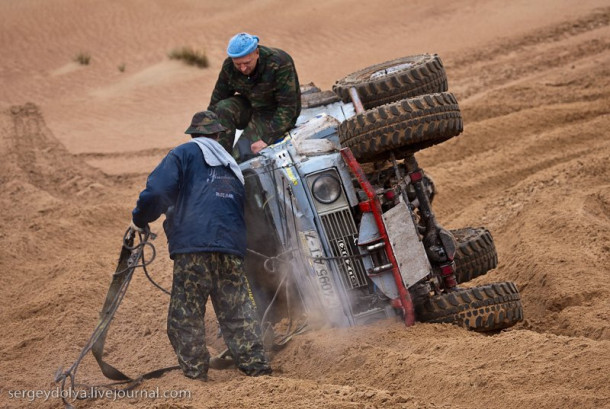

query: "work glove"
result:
(129, 220), (148, 234)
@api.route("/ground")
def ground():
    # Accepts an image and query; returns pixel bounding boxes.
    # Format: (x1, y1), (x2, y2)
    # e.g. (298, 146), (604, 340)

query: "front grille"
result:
(320, 209), (368, 289)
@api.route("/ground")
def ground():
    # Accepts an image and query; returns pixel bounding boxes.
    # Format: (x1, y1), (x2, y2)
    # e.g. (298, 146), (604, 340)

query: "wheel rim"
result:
(370, 62), (415, 80)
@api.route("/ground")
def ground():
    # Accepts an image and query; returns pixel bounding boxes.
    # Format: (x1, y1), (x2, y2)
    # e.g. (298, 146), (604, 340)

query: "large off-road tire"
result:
(300, 82), (341, 108)
(332, 54), (448, 110)
(339, 92), (463, 162)
(415, 282), (523, 332)
(451, 227), (498, 284)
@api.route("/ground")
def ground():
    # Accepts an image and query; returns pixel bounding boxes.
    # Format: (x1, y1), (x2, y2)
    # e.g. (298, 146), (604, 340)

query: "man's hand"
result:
(250, 140), (268, 154)
(129, 220), (148, 234)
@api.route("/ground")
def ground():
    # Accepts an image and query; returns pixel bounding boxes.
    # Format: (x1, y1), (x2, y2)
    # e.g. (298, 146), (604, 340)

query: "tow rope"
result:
(54, 228), (179, 409)
(55, 228), (310, 408)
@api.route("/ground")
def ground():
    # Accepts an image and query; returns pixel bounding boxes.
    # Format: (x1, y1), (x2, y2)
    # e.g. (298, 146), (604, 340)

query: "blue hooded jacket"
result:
(132, 141), (246, 259)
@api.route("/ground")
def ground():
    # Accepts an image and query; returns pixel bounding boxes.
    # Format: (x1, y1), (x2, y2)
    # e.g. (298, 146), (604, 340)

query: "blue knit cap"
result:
(227, 32), (259, 58)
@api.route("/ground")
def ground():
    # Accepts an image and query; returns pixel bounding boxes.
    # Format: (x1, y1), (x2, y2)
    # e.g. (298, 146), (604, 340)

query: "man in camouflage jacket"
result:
(208, 32), (301, 161)
(130, 111), (271, 380)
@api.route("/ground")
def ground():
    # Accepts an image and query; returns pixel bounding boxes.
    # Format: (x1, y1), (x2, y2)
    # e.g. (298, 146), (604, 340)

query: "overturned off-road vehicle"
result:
(239, 54), (523, 343)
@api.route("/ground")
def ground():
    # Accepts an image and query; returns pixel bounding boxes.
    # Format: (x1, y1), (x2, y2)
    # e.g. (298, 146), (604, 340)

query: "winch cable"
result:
(281, 189), (312, 345)
(250, 247), (309, 347)
(211, 246), (308, 367)
(258, 180), (329, 348)
(55, 228), (178, 409)
(255, 172), (309, 349)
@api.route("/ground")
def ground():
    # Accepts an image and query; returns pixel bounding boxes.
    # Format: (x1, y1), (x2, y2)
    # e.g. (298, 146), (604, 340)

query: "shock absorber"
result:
(403, 154), (458, 291)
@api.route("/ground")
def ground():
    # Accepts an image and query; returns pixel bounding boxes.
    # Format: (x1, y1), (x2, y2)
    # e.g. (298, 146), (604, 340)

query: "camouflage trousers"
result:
(211, 96), (277, 160)
(167, 252), (270, 379)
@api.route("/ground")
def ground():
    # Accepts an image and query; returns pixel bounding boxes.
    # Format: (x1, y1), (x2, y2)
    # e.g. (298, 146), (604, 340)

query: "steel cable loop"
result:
(120, 228), (171, 295)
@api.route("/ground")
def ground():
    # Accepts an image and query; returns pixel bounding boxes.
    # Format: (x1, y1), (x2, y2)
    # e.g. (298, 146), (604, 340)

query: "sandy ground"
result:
(1, 1), (609, 408)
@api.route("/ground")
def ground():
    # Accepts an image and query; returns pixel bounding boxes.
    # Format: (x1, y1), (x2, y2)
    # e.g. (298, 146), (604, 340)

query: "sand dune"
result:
(1, 1), (609, 408)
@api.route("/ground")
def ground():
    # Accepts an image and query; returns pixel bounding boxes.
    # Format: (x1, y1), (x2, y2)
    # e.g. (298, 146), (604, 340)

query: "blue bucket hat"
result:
(227, 32), (259, 58)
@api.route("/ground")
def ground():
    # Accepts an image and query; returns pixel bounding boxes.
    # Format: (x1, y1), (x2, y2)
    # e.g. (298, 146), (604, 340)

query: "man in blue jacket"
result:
(130, 110), (271, 380)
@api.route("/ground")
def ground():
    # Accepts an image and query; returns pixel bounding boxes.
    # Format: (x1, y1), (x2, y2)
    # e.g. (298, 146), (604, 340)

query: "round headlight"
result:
(312, 174), (342, 204)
